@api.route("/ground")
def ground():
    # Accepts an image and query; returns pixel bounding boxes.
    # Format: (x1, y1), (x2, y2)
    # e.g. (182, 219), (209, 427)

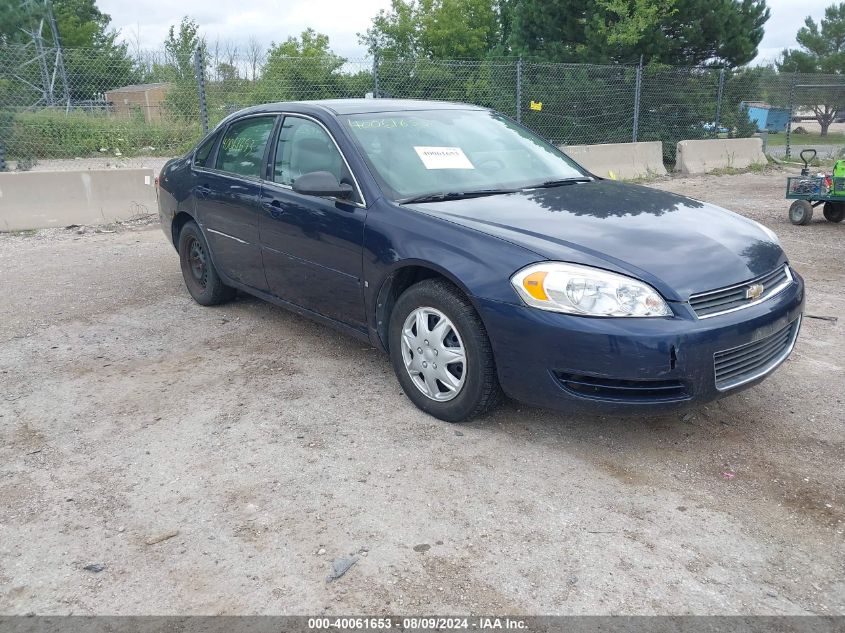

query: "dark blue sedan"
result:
(157, 99), (804, 422)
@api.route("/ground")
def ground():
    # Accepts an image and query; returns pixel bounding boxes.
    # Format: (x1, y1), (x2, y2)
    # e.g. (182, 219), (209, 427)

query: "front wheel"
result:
(823, 201), (845, 223)
(789, 200), (813, 226)
(388, 279), (502, 422)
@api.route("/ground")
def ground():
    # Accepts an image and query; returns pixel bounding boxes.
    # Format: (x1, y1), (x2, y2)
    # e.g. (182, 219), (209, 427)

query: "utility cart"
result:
(786, 149), (845, 225)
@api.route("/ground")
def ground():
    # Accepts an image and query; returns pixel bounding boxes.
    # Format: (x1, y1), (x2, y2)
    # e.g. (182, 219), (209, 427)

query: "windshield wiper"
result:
(398, 188), (520, 204)
(525, 177), (594, 189)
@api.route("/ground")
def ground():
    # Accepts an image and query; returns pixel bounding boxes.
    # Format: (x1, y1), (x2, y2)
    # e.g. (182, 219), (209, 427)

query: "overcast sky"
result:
(98, 0), (835, 64)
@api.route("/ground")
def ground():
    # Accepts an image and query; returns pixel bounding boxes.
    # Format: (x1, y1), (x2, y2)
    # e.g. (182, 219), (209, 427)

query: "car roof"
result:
(233, 98), (487, 117)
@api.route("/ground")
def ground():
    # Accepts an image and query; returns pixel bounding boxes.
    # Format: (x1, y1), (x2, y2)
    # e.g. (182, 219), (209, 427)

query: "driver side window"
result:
(274, 117), (358, 201)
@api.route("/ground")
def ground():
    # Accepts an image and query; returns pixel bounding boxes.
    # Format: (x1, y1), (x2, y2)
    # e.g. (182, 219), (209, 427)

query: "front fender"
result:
(362, 201), (542, 348)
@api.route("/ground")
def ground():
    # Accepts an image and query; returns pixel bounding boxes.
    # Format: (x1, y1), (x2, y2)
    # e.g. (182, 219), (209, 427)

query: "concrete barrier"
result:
(0, 169), (157, 231)
(675, 137), (767, 175)
(559, 141), (667, 179)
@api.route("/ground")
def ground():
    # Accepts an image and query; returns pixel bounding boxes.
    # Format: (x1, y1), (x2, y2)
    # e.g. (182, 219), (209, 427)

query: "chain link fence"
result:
(2, 44), (845, 170)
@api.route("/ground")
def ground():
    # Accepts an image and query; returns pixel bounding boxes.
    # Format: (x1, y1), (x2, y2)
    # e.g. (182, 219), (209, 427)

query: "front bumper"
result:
(477, 271), (805, 414)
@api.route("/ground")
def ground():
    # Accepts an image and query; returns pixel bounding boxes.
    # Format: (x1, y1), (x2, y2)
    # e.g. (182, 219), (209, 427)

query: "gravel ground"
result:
(0, 169), (843, 615)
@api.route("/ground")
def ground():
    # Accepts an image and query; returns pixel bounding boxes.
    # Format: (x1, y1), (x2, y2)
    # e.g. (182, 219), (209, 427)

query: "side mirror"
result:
(293, 171), (354, 199)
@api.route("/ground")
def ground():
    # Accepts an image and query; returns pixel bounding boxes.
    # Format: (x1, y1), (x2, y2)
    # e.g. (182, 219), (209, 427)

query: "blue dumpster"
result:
(741, 101), (791, 133)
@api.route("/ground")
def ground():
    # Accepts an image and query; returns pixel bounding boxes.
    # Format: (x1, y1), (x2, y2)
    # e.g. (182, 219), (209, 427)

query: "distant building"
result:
(104, 83), (172, 122)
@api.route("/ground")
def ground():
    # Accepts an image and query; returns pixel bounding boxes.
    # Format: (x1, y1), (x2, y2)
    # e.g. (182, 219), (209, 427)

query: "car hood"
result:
(406, 180), (786, 301)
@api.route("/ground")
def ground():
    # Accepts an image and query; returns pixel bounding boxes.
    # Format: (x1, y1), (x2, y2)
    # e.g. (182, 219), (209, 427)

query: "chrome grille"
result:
(714, 317), (800, 391)
(689, 265), (792, 318)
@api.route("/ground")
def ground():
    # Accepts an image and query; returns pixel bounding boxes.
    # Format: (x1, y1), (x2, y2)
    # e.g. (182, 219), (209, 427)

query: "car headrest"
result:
(292, 136), (339, 176)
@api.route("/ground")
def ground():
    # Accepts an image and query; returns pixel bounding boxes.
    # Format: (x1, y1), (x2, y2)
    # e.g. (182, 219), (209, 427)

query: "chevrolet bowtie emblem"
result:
(745, 283), (765, 300)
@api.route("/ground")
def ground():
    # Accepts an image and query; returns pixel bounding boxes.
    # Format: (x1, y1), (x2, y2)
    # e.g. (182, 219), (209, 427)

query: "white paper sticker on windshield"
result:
(413, 146), (474, 170)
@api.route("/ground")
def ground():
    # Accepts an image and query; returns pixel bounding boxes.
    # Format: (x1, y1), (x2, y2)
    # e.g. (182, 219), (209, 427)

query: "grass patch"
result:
(764, 131), (845, 147)
(6, 110), (200, 159)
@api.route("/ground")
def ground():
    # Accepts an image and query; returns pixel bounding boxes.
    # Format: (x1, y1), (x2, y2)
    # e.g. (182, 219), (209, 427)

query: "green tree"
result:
(1, 0), (110, 45)
(509, 0), (585, 61)
(655, 0), (769, 67)
(361, 0), (420, 57)
(0, 2), (31, 45)
(153, 17), (205, 119)
(359, 0), (502, 111)
(272, 28), (339, 59)
(360, 0), (500, 59)
(495, 0), (517, 52)
(51, 0), (113, 47)
(0, 0), (136, 102)
(217, 63), (240, 83)
(55, 0), (137, 101)
(251, 29), (347, 105)
(778, 2), (845, 135)
(509, 0), (769, 67)
(587, 0), (674, 53)
(158, 16), (206, 82)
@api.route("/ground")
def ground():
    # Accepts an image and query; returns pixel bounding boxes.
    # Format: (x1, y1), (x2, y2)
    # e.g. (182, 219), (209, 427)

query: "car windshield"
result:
(342, 109), (589, 202)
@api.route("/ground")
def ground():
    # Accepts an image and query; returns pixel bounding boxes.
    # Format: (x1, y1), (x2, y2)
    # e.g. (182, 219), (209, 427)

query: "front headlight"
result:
(511, 262), (672, 317)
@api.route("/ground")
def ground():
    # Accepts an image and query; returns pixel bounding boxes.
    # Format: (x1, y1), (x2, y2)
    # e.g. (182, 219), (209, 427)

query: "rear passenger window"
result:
(216, 117), (275, 178)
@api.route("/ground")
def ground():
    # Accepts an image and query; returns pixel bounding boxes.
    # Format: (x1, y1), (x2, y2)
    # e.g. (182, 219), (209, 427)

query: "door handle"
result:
(263, 199), (286, 219)
(195, 184), (211, 197)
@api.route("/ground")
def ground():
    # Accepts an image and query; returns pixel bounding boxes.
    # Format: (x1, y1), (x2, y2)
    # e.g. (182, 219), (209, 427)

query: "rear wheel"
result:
(823, 201), (845, 223)
(388, 279), (502, 422)
(789, 200), (813, 226)
(178, 221), (236, 305)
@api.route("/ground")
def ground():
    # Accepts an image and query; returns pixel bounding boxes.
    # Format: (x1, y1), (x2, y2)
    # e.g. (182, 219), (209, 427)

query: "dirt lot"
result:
(0, 169), (843, 615)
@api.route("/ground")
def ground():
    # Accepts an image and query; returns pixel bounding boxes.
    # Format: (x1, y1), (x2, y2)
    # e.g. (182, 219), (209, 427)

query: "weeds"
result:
(705, 162), (774, 176)
(5, 110), (199, 159)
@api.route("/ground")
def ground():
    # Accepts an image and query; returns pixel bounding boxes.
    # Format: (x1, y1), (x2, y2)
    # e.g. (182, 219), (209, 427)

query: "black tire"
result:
(388, 279), (502, 422)
(177, 221), (236, 306)
(823, 201), (845, 223)
(789, 200), (813, 226)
